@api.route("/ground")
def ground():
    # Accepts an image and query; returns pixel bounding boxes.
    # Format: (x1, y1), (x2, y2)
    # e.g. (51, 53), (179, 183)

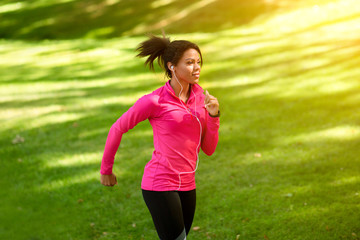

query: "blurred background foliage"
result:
(0, 0), (346, 39)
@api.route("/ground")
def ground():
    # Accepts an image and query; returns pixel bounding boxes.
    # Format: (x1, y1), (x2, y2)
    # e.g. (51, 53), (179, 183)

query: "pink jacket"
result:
(100, 80), (219, 191)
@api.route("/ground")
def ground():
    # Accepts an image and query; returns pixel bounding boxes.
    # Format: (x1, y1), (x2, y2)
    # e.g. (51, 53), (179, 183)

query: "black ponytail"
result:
(136, 33), (170, 71)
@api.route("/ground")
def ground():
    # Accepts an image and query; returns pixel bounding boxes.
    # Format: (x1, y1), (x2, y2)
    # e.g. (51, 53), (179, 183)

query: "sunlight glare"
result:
(287, 126), (360, 143)
(44, 152), (102, 168)
(0, 2), (23, 13)
(261, 0), (359, 35)
(37, 170), (101, 191)
(332, 176), (360, 186)
(151, 0), (176, 8)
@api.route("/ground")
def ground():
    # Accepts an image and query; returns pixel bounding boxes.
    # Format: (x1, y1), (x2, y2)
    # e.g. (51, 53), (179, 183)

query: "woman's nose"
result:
(195, 62), (201, 71)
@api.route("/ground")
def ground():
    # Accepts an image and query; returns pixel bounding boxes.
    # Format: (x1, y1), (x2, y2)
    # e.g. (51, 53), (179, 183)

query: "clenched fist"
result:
(100, 173), (118, 187)
(204, 90), (220, 117)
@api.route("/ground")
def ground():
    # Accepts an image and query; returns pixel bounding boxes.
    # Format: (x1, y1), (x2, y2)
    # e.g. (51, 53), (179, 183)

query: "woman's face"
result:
(173, 48), (201, 85)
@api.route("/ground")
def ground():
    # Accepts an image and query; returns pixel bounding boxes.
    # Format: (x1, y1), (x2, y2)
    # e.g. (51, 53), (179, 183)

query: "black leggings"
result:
(142, 189), (196, 240)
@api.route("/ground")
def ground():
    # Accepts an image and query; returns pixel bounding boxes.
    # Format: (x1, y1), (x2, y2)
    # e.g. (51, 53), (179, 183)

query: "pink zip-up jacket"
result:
(100, 80), (219, 191)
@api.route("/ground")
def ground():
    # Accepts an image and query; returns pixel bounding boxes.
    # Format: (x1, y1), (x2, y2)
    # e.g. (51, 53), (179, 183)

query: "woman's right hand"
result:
(100, 173), (118, 186)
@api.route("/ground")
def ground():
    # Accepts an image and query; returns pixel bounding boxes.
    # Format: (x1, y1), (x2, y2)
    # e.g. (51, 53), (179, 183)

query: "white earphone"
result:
(170, 64), (202, 190)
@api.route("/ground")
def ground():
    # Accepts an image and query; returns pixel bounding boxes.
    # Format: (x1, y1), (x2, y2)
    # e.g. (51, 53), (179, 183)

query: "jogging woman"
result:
(100, 33), (220, 240)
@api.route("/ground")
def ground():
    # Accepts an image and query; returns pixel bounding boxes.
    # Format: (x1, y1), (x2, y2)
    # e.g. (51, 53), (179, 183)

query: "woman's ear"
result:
(167, 62), (173, 71)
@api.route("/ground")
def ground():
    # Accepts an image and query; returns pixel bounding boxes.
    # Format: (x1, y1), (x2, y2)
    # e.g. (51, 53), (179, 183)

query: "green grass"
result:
(0, 0), (340, 39)
(1, 0), (360, 239)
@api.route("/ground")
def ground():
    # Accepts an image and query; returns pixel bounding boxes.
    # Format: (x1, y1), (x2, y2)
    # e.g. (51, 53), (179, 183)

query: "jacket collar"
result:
(165, 80), (203, 100)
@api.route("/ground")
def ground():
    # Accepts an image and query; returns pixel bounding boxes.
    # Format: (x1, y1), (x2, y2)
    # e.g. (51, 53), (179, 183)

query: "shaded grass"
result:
(0, 0), (338, 40)
(1, 1), (360, 239)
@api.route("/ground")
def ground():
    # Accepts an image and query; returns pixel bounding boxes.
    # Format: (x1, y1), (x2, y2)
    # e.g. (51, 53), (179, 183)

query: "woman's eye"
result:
(186, 60), (200, 65)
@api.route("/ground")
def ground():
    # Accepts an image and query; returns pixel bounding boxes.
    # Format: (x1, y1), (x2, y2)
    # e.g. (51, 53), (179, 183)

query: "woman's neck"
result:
(170, 78), (190, 103)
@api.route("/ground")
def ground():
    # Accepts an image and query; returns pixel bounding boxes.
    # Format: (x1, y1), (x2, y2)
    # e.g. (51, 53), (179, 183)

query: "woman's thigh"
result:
(178, 190), (196, 234)
(142, 190), (196, 240)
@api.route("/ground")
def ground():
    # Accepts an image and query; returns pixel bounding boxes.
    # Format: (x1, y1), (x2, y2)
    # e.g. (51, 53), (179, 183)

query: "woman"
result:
(100, 33), (220, 240)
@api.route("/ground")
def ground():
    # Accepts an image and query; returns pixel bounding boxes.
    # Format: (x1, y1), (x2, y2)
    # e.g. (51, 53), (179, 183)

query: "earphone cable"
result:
(172, 71), (202, 191)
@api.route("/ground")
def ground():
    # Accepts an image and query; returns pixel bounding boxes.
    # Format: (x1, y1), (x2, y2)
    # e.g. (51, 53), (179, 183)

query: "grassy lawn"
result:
(1, 0), (360, 239)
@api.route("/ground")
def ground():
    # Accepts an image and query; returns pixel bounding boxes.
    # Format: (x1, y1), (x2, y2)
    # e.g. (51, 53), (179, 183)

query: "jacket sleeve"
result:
(200, 110), (220, 156)
(100, 94), (157, 175)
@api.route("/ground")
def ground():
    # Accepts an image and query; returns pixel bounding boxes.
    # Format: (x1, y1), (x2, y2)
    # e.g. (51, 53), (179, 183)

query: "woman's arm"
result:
(201, 113), (220, 156)
(100, 94), (158, 176)
(201, 90), (220, 156)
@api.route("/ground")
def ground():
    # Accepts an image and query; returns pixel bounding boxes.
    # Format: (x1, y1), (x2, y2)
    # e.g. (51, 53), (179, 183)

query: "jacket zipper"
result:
(167, 89), (194, 119)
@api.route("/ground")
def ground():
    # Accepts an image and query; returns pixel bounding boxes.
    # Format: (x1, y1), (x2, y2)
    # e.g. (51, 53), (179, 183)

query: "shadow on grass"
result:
(1, 12), (360, 239)
(0, 0), (284, 40)
(0, 99), (156, 239)
(0, 76), (161, 110)
(0, 49), (144, 84)
(201, 38), (360, 84)
(4, 67), (359, 239)
(195, 86), (360, 238)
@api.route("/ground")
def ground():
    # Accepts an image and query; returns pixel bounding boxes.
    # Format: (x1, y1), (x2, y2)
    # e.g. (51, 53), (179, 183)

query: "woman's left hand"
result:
(204, 90), (220, 117)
